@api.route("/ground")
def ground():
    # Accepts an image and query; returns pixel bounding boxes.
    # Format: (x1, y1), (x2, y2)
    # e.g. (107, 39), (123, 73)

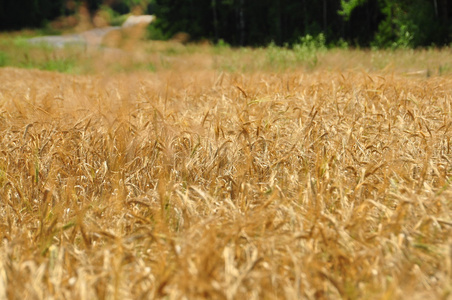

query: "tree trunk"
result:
(302, 0), (308, 35)
(212, 0), (218, 43)
(275, 0), (282, 44)
(439, 0), (448, 23)
(238, 0), (245, 45)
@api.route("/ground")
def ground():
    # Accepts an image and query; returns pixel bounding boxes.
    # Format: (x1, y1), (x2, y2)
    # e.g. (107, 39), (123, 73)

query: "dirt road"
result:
(27, 26), (121, 48)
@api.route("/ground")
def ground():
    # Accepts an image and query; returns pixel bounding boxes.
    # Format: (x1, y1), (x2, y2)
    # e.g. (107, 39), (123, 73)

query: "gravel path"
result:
(27, 26), (121, 48)
(27, 15), (154, 49)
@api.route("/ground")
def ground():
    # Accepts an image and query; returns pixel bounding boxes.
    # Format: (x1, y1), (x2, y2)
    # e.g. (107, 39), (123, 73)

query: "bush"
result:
(372, 0), (442, 49)
(0, 51), (9, 67)
(265, 34), (326, 70)
(293, 33), (326, 67)
(147, 24), (170, 40)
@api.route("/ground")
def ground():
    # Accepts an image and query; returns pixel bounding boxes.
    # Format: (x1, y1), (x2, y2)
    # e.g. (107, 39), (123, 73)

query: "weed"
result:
(0, 50), (8, 66)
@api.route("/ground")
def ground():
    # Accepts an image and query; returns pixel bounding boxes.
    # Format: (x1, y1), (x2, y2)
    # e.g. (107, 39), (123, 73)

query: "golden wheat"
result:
(0, 47), (451, 300)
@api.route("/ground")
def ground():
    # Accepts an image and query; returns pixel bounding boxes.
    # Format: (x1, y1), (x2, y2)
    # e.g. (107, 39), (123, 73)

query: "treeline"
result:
(151, 0), (451, 48)
(1, 0), (451, 48)
(0, 0), (144, 30)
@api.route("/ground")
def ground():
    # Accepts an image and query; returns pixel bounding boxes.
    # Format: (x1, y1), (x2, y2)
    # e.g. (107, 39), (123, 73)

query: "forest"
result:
(0, 0), (451, 48)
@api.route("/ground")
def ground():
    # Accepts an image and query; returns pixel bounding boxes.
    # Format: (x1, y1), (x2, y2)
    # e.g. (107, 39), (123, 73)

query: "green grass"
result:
(1, 30), (452, 76)
(0, 34), (82, 73)
(0, 50), (9, 66)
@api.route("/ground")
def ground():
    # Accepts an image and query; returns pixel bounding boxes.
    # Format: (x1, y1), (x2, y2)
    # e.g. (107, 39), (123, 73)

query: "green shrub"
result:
(293, 33), (326, 67)
(147, 24), (171, 40)
(41, 58), (76, 73)
(0, 51), (9, 67)
(264, 34), (327, 70)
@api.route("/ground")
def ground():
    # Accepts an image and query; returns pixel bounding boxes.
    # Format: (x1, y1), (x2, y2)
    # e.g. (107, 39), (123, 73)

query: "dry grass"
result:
(0, 43), (451, 300)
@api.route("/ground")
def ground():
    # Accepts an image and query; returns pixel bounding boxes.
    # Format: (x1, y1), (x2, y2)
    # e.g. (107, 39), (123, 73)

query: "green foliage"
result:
(339, 0), (368, 20)
(372, 0), (442, 49)
(0, 51), (9, 67)
(1, 0), (451, 49)
(110, 15), (129, 27)
(335, 38), (349, 49)
(123, 0), (153, 10)
(97, 5), (122, 26)
(213, 39), (234, 61)
(34, 21), (63, 36)
(0, 0), (155, 30)
(147, 24), (171, 40)
(40, 57), (76, 72)
(0, 0), (65, 30)
(0, 34), (81, 73)
(216, 39), (230, 48)
(266, 42), (293, 70)
(13, 36), (34, 49)
(295, 34), (326, 53)
(293, 34), (326, 68)
(341, 0), (449, 48)
(266, 34), (326, 70)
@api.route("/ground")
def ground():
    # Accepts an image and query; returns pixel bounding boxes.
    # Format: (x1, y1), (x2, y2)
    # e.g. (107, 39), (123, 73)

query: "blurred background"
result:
(0, 0), (451, 49)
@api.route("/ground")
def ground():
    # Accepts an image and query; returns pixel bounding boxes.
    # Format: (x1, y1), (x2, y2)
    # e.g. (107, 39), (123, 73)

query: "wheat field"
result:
(0, 43), (451, 299)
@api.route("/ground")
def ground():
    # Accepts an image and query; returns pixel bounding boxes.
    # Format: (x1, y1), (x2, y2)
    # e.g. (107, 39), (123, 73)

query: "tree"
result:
(1, 0), (450, 47)
(0, 0), (65, 30)
(340, 0), (451, 47)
